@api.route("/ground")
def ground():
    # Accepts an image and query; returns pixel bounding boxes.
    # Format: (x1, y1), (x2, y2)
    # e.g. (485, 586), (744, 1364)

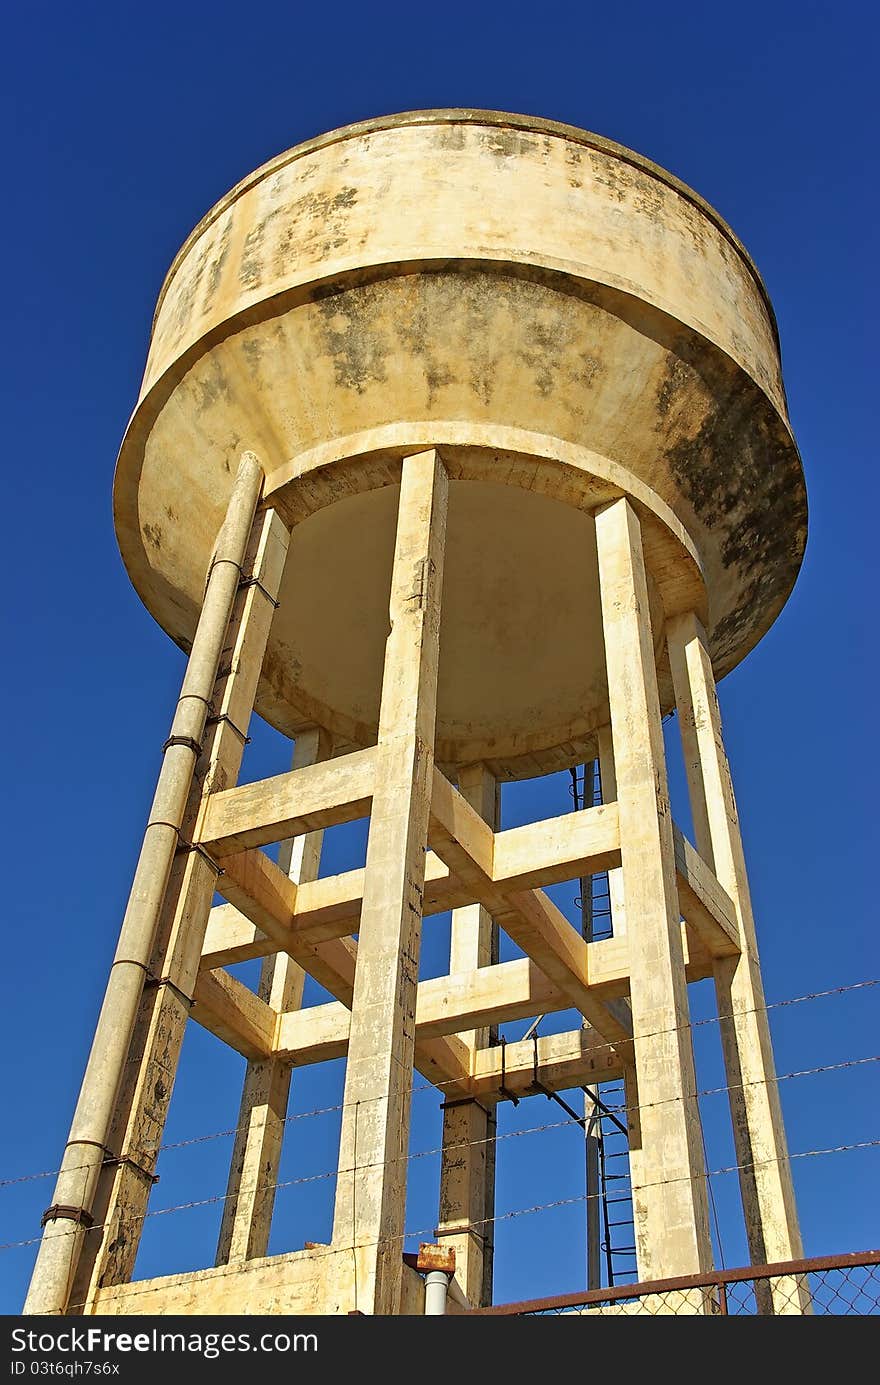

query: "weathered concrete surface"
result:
(88, 1248), (425, 1315)
(331, 451), (447, 1315)
(25, 456), (273, 1316)
(26, 112), (811, 1321)
(437, 762), (498, 1306)
(667, 611), (809, 1312)
(596, 498), (712, 1280)
(114, 110), (806, 778)
(216, 727), (332, 1266)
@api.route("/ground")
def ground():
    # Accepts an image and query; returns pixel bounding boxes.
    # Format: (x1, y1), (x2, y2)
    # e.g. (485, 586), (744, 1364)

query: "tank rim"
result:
(151, 107), (779, 350)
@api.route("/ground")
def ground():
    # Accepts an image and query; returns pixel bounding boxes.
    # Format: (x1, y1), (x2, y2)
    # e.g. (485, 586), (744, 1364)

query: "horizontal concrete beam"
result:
(672, 826), (739, 957)
(220, 847), (359, 1006)
(275, 956), (569, 1066)
(196, 745), (377, 855)
(272, 1012), (627, 1097)
(195, 925), (718, 1075)
(194, 761), (738, 1083)
(429, 768), (632, 1052)
(466, 1027), (625, 1100)
(192, 969), (275, 1061)
(204, 850), (470, 1089)
(275, 942), (634, 1064)
(199, 798), (623, 970)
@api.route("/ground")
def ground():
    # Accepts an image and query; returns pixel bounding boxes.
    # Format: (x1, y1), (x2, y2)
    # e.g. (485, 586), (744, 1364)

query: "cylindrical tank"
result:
(114, 110), (806, 778)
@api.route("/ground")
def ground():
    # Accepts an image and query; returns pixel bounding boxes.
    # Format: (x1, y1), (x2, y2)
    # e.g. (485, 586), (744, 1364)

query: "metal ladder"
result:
(591, 1076), (637, 1285)
(514, 763), (637, 1289)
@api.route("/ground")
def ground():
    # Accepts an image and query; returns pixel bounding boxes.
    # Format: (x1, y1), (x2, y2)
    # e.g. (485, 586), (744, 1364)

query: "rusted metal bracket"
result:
(41, 1204), (94, 1229)
(173, 835), (223, 875)
(100, 1150), (160, 1186)
(433, 1223), (489, 1244)
(238, 573), (280, 608)
(416, 1243), (456, 1273)
(439, 1095), (493, 1117)
(205, 712), (251, 745)
(498, 1036), (520, 1106)
(143, 972), (194, 1010)
(161, 734), (203, 756)
(528, 1032), (554, 1099)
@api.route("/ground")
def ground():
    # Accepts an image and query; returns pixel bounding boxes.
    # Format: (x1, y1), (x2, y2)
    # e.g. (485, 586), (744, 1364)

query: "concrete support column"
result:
(594, 497), (712, 1281)
(24, 454), (275, 1315)
(666, 611), (808, 1313)
(437, 762), (498, 1307)
(216, 726), (333, 1265)
(332, 450), (448, 1315)
(69, 488), (290, 1311)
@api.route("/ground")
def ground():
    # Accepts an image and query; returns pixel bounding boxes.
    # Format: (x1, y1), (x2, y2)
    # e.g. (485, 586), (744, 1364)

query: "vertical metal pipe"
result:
(24, 453), (263, 1316)
(424, 1270), (450, 1315)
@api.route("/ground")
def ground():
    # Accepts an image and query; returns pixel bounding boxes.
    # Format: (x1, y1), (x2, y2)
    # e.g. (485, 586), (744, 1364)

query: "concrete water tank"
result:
(114, 109), (806, 777)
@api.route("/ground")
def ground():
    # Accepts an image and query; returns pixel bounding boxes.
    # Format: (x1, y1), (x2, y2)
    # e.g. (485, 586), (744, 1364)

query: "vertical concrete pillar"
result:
(332, 449), (448, 1315)
(69, 496), (290, 1310)
(594, 498), (712, 1280)
(24, 455), (277, 1314)
(217, 726), (333, 1265)
(667, 611), (808, 1312)
(437, 762), (498, 1306)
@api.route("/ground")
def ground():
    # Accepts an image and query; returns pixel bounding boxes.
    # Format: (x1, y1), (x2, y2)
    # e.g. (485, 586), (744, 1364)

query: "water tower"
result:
(25, 110), (808, 1316)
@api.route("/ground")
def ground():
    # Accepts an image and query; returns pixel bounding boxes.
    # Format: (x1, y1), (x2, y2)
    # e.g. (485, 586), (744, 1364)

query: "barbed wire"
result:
(1, 978), (875, 1191)
(1, 1052), (873, 1191)
(2, 1119), (877, 1259)
(5, 1136), (876, 1315)
(409, 1140), (880, 1244)
(412, 1055), (880, 1163)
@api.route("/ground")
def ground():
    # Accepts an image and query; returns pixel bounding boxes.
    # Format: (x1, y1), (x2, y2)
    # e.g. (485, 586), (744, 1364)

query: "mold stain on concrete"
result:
(657, 355), (692, 418)
(395, 275), (457, 409)
(315, 283), (389, 395)
(477, 126), (537, 161)
(241, 336), (265, 378)
(192, 363), (227, 412)
(518, 306), (573, 399)
(239, 221), (266, 290)
(660, 352), (806, 660)
(434, 122), (467, 152)
(205, 220), (231, 304)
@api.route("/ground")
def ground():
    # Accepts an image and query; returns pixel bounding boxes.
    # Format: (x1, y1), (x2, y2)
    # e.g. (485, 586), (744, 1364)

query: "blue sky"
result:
(0, 0), (877, 1312)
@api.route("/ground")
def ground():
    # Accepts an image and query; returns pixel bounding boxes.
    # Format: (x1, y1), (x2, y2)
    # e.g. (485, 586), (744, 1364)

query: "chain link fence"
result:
(468, 1251), (880, 1315)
